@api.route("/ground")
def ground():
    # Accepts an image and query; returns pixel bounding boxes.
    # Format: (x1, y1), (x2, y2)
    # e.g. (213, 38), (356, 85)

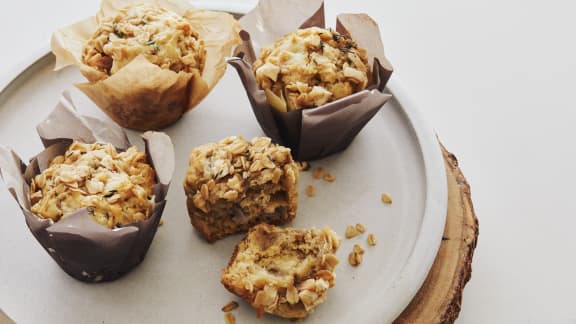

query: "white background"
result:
(1, 0), (575, 323)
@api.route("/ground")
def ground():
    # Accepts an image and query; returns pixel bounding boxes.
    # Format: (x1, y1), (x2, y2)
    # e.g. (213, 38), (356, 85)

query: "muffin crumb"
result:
(323, 173), (335, 182)
(224, 312), (235, 324)
(306, 185), (316, 197)
(221, 301), (239, 312)
(312, 167), (324, 179)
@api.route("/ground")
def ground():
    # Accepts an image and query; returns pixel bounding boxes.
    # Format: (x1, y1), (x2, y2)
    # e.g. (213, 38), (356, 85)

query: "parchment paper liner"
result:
(51, 0), (241, 131)
(228, 0), (394, 161)
(0, 92), (175, 282)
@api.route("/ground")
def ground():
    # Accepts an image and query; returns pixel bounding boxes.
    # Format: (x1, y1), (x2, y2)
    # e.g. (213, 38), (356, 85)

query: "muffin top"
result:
(82, 3), (206, 81)
(184, 136), (298, 213)
(253, 27), (369, 111)
(30, 141), (156, 229)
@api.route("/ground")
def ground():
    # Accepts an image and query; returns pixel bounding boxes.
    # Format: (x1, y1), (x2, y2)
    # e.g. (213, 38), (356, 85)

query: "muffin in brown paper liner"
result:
(51, 0), (241, 131)
(0, 92), (175, 282)
(228, 0), (394, 161)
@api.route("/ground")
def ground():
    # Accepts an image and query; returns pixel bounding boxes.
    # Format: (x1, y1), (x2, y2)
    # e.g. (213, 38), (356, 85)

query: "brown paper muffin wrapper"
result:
(51, 0), (241, 131)
(229, 0), (394, 161)
(0, 92), (175, 282)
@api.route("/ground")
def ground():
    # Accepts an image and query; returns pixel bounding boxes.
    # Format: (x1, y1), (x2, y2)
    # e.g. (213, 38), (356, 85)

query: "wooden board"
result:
(394, 144), (479, 324)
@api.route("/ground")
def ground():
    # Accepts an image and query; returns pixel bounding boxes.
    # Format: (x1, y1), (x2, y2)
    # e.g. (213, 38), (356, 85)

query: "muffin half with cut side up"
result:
(221, 223), (341, 319)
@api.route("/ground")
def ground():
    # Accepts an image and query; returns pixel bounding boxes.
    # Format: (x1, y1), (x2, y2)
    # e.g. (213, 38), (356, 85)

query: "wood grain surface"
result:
(394, 145), (479, 324)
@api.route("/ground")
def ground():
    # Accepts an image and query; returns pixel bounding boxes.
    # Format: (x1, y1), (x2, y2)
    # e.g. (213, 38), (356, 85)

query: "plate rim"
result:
(0, 5), (447, 323)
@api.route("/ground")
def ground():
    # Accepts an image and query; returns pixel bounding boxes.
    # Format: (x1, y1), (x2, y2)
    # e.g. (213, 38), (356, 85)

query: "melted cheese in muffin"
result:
(30, 142), (155, 228)
(253, 27), (369, 111)
(82, 3), (205, 80)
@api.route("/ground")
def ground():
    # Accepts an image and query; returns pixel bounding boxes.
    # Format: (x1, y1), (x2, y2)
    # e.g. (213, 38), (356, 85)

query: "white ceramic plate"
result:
(0, 5), (447, 324)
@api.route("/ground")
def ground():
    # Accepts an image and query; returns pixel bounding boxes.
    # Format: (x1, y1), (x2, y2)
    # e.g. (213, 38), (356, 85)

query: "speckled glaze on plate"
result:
(0, 2), (446, 323)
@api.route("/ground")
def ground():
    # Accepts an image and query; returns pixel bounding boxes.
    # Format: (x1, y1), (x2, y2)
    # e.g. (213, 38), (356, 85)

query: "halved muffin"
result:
(184, 136), (299, 242)
(221, 223), (341, 319)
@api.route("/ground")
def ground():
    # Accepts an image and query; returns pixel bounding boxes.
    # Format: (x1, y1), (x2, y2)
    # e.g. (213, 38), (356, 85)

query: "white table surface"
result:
(1, 1), (575, 323)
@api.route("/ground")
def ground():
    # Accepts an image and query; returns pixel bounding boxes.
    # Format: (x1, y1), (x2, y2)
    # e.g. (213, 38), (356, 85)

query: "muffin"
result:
(184, 136), (299, 242)
(253, 27), (369, 111)
(221, 223), (341, 319)
(227, 0), (393, 161)
(52, 0), (241, 130)
(0, 93), (175, 282)
(30, 141), (155, 229)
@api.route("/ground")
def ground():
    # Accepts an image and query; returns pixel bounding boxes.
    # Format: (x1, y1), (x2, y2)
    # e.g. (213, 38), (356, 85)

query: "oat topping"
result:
(355, 223), (366, 234)
(254, 27), (369, 111)
(221, 224), (341, 319)
(29, 141), (155, 228)
(82, 3), (206, 80)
